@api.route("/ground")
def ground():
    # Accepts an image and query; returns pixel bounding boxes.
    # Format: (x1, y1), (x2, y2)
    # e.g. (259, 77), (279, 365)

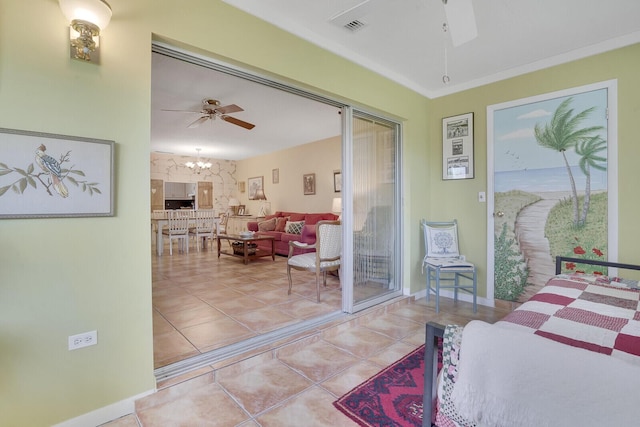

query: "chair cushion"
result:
(288, 253), (341, 269)
(425, 225), (460, 257)
(288, 253), (316, 268)
(285, 220), (305, 235)
(258, 217), (277, 231)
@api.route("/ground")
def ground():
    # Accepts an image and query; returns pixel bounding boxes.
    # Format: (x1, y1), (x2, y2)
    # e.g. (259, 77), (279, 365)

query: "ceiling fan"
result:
(164, 98), (256, 130)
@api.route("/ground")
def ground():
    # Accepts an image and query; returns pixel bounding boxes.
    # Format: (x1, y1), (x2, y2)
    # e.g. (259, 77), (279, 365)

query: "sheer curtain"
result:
(352, 115), (398, 304)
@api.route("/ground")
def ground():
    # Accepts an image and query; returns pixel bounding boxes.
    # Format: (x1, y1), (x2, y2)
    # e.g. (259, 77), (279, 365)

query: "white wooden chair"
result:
(287, 220), (342, 303)
(421, 219), (477, 313)
(162, 210), (190, 255)
(189, 210), (216, 252)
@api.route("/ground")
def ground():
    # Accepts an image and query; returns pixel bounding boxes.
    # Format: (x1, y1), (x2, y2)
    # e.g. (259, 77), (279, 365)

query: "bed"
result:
(423, 256), (640, 427)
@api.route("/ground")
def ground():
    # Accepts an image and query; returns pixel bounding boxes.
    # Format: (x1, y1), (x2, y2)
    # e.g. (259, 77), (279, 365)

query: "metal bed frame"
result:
(422, 256), (640, 427)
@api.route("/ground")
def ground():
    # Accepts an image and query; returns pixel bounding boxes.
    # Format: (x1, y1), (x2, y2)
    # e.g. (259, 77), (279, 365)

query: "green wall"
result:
(0, 1), (428, 425)
(1, 0), (638, 424)
(427, 43), (640, 299)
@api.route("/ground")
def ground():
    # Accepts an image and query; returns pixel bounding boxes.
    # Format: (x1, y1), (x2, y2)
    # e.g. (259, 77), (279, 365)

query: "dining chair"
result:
(162, 210), (190, 255)
(287, 220), (342, 303)
(218, 213), (228, 234)
(189, 210), (216, 252)
(421, 219), (477, 313)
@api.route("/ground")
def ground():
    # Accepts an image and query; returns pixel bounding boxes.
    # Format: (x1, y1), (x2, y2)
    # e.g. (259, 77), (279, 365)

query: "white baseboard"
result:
(52, 389), (155, 427)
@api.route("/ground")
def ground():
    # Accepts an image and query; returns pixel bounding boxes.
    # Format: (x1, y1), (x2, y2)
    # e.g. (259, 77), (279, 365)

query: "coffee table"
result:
(217, 234), (276, 265)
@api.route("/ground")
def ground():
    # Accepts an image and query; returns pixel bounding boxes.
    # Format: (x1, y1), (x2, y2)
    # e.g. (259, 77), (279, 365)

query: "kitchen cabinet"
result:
(150, 179), (164, 211)
(164, 182), (196, 199)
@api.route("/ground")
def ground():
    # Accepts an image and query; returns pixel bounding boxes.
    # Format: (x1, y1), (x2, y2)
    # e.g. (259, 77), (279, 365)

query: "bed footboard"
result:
(423, 321), (445, 427)
(555, 255), (640, 274)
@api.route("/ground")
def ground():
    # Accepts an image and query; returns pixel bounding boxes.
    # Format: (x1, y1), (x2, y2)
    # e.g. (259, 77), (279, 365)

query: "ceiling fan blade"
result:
(443, 0), (478, 47)
(221, 115), (255, 130)
(161, 109), (201, 113)
(187, 116), (209, 128)
(215, 104), (243, 115)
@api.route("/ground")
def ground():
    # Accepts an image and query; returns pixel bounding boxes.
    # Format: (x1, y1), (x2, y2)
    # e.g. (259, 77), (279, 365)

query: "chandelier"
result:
(185, 148), (212, 174)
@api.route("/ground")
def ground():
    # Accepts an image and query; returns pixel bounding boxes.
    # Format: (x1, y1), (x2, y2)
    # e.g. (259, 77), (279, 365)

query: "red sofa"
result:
(247, 211), (339, 256)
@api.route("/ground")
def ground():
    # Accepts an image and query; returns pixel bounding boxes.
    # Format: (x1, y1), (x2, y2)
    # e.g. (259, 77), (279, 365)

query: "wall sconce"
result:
(59, 0), (112, 64)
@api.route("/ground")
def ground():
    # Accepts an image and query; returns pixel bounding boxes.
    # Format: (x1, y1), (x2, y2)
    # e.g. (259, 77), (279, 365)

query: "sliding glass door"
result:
(342, 110), (402, 313)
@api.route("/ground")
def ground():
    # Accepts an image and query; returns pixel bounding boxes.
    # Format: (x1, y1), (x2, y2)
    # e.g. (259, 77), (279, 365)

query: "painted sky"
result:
(493, 88), (608, 172)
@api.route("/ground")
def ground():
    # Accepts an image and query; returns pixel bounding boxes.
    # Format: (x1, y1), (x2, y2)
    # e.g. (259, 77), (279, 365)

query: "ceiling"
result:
(151, 52), (342, 159)
(152, 0), (640, 159)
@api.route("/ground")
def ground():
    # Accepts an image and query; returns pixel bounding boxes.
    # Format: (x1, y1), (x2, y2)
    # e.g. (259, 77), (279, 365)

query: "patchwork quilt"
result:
(498, 273), (640, 366)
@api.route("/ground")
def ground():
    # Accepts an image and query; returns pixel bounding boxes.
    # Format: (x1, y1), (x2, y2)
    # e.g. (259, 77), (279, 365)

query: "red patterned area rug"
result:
(334, 343), (441, 427)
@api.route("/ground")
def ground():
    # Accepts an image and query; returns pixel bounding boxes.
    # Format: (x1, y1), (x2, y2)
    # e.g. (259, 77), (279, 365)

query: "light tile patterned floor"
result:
(152, 240), (343, 368)
(99, 239), (512, 426)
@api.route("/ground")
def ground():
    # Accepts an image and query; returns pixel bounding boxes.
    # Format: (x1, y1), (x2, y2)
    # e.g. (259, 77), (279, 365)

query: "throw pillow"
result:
(275, 216), (290, 232)
(285, 220), (305, 235)
(258, 217), (277, 232)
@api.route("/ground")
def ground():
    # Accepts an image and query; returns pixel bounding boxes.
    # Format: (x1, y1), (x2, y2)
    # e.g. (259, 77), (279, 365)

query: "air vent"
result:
(344, 19), (367, 32)
(329, 0), (372, 32)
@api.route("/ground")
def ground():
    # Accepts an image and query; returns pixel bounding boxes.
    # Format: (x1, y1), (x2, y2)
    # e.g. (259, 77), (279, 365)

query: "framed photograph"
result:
(0, 127), (114, 218)
(442, 112), (474, 180)
(247, 176), (263, 200)
(333, 171), (342, 192)
(272, 168), (279, 184)
(303, 173), (316, 195)
(238, 181), (245, 193)
(237, 205), (245, 216)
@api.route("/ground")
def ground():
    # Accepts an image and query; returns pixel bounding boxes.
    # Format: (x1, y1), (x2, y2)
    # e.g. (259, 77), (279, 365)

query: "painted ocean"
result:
(495, 166), (608, 193)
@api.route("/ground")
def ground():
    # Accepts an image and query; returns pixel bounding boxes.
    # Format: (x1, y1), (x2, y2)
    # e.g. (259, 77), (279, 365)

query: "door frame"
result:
(152, 42), (404, 380)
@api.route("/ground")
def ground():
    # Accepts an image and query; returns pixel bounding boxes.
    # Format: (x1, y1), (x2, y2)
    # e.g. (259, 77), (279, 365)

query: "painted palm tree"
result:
(575, 135), (607, 225)
(534, 97), (603, 226)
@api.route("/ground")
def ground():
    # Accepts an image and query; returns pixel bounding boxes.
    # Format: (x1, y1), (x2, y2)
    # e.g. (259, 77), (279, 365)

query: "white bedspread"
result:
(449, 320), (640, 427)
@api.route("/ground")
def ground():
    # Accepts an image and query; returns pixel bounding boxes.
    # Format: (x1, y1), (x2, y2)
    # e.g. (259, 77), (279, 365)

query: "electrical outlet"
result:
(68, 330), (97, 351)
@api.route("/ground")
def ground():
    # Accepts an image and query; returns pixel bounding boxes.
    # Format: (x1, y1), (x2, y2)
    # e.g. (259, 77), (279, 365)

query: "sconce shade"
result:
(332, 197), (342, 214)
(59, 0), (112, 30)
(254, 189), (267, 200)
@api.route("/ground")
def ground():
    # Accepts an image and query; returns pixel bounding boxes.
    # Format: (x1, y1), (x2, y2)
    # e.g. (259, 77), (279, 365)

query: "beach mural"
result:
(490, 83), (613, 302)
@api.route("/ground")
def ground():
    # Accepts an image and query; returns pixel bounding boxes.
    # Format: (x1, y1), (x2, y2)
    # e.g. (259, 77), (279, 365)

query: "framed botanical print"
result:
(0, 127), (115, 218)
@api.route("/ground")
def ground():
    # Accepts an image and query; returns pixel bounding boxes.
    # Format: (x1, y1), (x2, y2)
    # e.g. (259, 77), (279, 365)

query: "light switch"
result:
(478, 192), (486, 203)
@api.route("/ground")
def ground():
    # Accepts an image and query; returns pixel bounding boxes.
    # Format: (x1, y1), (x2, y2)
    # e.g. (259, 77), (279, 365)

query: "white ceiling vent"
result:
(343, 19), (367, 32)
(329, 0), (373, 33)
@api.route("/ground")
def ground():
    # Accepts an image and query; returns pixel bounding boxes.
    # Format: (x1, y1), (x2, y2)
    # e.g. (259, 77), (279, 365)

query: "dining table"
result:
(152, 210), (220, 256)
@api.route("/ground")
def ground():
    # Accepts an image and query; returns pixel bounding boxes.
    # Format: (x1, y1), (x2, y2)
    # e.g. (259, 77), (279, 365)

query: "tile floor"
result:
(152, 240), (343, 369)
(101, 237), (512, 426)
